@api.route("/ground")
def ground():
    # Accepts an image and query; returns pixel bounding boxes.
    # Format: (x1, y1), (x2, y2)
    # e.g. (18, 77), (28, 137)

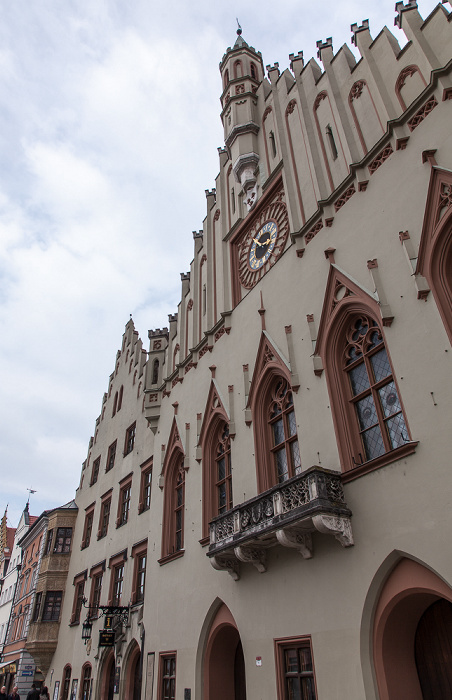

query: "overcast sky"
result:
(0, 0), (441, 529)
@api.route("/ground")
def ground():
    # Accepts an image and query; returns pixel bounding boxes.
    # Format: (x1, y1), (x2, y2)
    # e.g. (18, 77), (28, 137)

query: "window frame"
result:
(91, 456), (101, 485)
(42, 590), (63, 622)
(124, 422), (136, 456)
(116, 474), (133, 528)
(32, 591), (42, 622)
(158, 652), (177, 700)
(268, 378), (301, 484)
(106, 440), (117, 473)
(274, 635), (318, 700)
(88, 561), (105, 619)
(70, 572), (87, 625)
(138, 458), (153, 514)
(81, 504), (95, 550)
(53, 527), (72, 554)
(131, 540), (147, 605)
(315, 272), (417, 482)
(107, 550), (127, 607)
(98, 490), (112, 540)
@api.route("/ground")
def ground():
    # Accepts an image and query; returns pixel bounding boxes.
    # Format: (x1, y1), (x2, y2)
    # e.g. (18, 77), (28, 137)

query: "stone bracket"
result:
(234, 546), (267, 573)
(312, 514), (354, 547)
(276, 529), (313, 558)
(210, 555), (240, 581)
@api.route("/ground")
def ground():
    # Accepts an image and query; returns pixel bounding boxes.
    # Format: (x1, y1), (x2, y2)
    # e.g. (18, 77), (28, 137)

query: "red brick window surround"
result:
(274, 636), (318, 700)
(98, 490), (112, 539)
(199, 384), (233, 542)
(81, 504), (95, 549)
(88, 561), (105, 618)
(138, 458), (153, 514)
(160, 457), (185, 565)
(116, 474), (133, 528)
(124, 422), (136, 456)
(316, 282), (416, 482)
(70, 571), (87, 624)
(158, 652), (177, 700)
(344, 316), (410, 465)
(106, 440), (117, 472)
(131, 539), (147, 605)
(108, 550), (127, 606)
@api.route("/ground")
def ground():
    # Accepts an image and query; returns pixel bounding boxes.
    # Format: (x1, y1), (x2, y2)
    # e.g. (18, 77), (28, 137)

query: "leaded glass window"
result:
(174, 466), (185, 552)
(269, 379), (301, 483)
(345, 316), (409, 464)
(215, 424), (233, 514)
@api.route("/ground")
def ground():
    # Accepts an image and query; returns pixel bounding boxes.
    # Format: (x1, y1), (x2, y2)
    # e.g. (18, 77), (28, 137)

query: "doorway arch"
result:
(99, 650), (115, 700)
(372, 557), (452, 700)
(124, 640), (142, 700)
(203, 602), (246, 700)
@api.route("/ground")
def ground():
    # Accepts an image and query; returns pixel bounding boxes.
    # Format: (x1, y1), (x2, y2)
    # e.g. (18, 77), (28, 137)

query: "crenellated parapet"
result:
(150, 2), (451, 402)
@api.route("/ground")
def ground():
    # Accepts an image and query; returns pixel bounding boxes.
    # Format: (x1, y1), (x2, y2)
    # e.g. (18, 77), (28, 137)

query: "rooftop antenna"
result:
(236, 18), (242, 36)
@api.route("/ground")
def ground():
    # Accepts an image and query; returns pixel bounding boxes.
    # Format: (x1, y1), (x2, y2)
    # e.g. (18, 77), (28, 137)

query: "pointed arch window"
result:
(160, 455), (186, 564)
(269, 379), (301, 483)
(215, 424), (233, 514)
(345, 316), (409, 463)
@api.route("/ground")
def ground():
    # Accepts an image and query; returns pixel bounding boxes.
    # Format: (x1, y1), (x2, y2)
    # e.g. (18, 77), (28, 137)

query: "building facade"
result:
(47, 2), (452, 699)
(0, 505), (37, 691)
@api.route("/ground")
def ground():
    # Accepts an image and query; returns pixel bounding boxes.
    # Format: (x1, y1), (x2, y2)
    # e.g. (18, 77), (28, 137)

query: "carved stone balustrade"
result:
(207, 466), (353, 580)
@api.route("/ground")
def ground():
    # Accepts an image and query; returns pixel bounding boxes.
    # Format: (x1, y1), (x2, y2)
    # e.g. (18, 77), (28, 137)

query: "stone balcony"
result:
(207, 466), (353, 580)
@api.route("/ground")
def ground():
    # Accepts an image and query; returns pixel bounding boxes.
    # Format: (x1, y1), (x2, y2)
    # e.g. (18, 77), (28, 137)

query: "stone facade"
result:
(46, 3), (452, 700)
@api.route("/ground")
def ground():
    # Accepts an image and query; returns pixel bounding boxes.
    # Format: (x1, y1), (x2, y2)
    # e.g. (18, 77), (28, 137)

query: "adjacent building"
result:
(39, 2), (452, 699)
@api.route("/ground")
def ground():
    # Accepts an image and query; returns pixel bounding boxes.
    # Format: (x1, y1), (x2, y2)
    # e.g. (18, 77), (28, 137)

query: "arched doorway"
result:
(100, 651), (115, 700)
(203, 603), (246, 700)
(124, 642), (142, 700)
(373, 558), (452, 700)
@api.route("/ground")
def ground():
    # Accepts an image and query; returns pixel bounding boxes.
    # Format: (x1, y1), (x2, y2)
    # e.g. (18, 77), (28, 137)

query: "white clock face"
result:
(249, 220), (278, 270)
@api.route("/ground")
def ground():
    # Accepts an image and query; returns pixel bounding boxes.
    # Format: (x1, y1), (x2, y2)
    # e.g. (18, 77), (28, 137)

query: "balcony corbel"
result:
(275, 529), (313, 558)
(234, 545), (267, 573)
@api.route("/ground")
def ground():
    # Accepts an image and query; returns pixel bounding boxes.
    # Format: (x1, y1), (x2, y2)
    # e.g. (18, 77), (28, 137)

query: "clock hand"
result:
(252, 237), (261, 245)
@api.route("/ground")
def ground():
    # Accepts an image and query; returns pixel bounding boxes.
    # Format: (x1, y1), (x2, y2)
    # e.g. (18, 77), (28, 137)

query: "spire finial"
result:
(236, 18), (242, 36)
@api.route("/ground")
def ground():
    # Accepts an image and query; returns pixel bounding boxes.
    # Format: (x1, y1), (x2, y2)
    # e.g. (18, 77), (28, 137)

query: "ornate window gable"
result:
(416, 166), (452, 344)
(160, 417), (186, 564)
(315, 265), (416, 480)
(198, 381), (231, 542)
(248, 331), (297, 493)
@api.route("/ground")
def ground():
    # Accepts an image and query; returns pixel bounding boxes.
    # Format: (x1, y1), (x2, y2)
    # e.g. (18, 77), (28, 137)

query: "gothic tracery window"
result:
(215, 424), (233, 514)
(269, 379), (301, 483)
(345, 316), (409, 464)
